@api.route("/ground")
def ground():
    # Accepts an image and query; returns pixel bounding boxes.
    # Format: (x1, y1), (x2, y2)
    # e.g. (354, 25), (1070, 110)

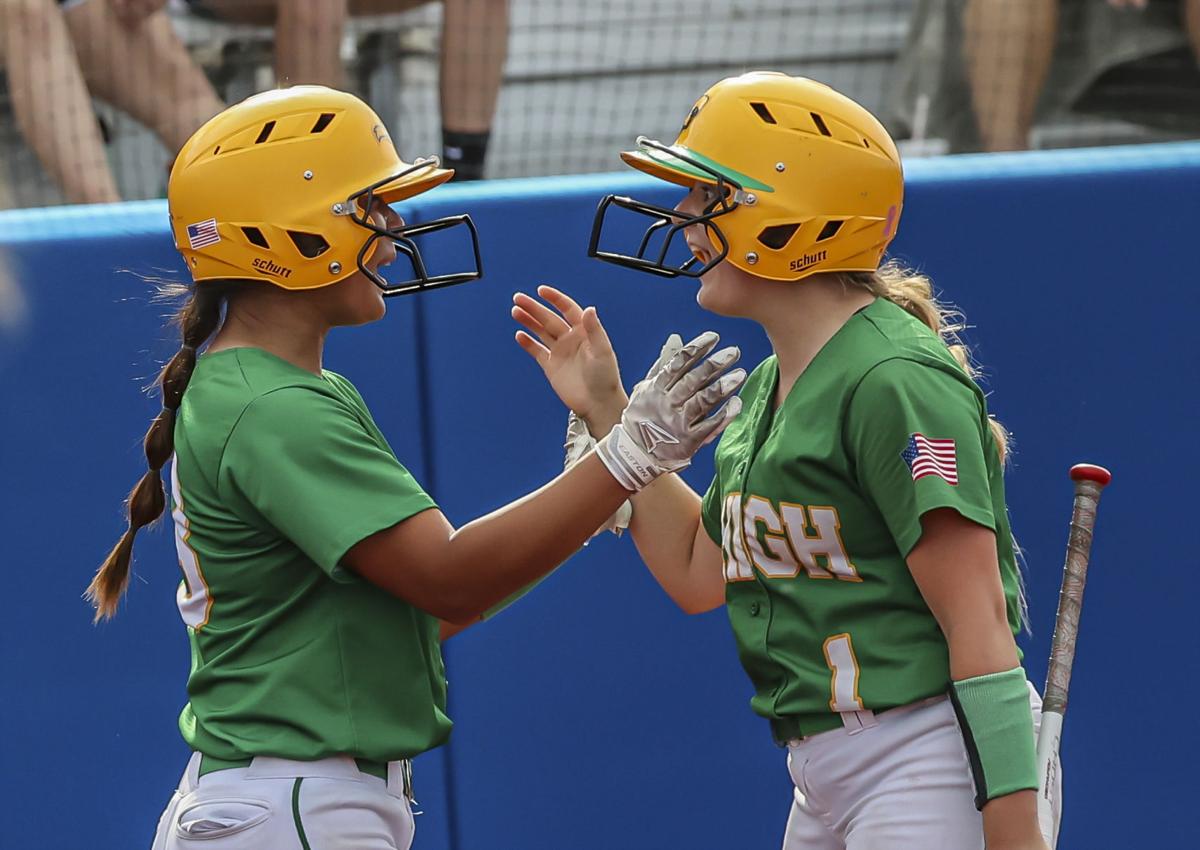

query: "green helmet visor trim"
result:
(626, 138), (775, 193)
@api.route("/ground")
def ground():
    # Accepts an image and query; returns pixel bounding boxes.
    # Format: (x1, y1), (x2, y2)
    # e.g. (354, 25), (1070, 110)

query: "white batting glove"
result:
(644, 332), (684, 379)
(595, 331), (745, 492)
(562, 333), (685, 538)
(564, 412), (633, 539)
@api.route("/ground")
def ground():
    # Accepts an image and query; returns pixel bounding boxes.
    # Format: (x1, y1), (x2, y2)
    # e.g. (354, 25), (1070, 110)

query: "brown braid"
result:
(86, 282), (230, 621)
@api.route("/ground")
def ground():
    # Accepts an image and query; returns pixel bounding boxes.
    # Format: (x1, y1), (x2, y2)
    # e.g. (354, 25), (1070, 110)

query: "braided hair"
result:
(86, 282), (230, 621)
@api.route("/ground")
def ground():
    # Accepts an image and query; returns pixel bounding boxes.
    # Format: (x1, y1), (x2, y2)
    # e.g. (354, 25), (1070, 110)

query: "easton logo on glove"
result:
(638, 420), (680, 453)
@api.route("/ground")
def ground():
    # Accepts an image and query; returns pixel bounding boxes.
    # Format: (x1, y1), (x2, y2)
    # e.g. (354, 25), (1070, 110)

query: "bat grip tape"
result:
(948, 666), (1040, 810)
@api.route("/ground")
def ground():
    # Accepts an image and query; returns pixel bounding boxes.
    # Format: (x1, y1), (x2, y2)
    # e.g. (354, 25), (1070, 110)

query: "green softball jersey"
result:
(700, 298), (1022, 740)
(169, 347), (450, 763)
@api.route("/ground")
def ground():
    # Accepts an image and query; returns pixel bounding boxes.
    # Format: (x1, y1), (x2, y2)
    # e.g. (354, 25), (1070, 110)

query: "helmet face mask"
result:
(346, 162), (482, 297)
(588, 138), (741, 278)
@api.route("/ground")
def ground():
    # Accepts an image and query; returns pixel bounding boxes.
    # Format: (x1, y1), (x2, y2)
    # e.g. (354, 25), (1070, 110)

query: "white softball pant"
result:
(782, 681), (1061, 850)
(150, 753), (415, 850)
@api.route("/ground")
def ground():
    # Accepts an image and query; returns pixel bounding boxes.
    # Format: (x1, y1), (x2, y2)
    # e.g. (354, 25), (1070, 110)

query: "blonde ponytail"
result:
(843, 261), (1011, 464)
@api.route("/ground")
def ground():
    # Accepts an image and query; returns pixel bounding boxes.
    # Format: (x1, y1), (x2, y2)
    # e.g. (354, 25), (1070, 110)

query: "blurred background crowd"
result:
(1, 0), (1198, 210)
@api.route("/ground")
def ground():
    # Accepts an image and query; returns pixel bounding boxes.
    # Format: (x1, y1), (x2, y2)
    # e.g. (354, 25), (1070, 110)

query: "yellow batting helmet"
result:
(168, 86), (481, 295)
(589, 72), (903, 282)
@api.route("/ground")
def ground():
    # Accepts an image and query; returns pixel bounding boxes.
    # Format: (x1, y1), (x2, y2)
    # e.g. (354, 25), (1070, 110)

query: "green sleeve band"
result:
(948, 667), (1039, 810)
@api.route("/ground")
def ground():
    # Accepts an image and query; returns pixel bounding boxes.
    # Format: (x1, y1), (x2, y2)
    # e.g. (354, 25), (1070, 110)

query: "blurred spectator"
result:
(0, 0), (223, 204)
(965, 0), (1200, 151)
(183, 0), (509, 180)
(889, 0), (1200, 153)
(963, 0), (1059, 152)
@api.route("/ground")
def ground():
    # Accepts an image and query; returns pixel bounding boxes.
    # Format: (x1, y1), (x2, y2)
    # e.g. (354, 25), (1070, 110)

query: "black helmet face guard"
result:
(345, 161), (484, 297)
(588, 137), (745, 279)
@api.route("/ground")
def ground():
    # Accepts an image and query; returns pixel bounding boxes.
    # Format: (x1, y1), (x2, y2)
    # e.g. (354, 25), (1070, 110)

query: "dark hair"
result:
(85, 282), (230, 621)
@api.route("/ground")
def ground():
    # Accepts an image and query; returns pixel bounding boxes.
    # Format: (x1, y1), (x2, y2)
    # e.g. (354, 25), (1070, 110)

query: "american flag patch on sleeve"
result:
(901, 433), (958, 485)
(186, 218), (221, 250)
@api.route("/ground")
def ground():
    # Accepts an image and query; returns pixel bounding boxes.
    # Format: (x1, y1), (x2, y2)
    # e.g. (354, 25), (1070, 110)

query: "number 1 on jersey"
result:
(823, 633), (864, 712)
(171, 459), (212, 629)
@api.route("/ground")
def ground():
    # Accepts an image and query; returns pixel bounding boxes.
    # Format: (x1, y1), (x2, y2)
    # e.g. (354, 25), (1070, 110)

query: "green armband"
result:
(948, 667), (1039, 810)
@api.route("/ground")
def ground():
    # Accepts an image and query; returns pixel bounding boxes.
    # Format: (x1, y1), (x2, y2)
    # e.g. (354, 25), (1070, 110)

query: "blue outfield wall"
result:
(1, 141), (1197, 849)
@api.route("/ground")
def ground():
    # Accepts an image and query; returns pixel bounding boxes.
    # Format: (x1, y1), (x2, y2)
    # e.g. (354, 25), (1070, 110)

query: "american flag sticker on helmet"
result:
(901, 433), (958, 485)
(186, 218), (221, 250)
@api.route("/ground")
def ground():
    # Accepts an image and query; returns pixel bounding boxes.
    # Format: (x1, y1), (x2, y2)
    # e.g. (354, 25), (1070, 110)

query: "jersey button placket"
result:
(740, 393), (779, 691)
(738, 398), (766, 601)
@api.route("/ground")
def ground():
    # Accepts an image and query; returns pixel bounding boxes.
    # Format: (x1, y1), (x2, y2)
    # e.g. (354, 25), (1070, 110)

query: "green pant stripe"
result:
(291, 778), (313, 850)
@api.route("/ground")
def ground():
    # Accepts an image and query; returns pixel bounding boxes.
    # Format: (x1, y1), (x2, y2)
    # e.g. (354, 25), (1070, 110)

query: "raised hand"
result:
(594, 331), (746, 492)
(513, 285), (626, 423)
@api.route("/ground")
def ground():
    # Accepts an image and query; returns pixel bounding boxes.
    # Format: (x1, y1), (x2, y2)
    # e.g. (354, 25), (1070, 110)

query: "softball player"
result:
(85, 86), (745, 850)
(513, 72), (1060, 849)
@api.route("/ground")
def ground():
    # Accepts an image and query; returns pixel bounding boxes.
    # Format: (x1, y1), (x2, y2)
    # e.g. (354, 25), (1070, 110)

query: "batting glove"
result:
(595, 331), (745, 492)
(562, 332), (686, 536)
(564, 412), (632, 539)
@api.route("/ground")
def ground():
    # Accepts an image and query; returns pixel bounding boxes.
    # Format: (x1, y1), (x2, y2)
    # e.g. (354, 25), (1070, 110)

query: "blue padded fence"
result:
(2, 141), (1197, 850)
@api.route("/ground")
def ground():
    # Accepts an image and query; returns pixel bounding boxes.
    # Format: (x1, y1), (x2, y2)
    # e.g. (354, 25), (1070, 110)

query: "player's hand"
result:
(512, 285), (626, 425)
(594, 331), (745, 492)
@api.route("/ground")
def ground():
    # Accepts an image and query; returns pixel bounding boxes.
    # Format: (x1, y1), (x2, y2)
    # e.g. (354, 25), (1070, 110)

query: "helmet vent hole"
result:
(757, 224), (800, 250)
(749, 102), (777, 125)
(288, 231), (331, 258)
(810, 113), (832, 137)
(213, 145), (221, 155)
(862, 138), (870, 149)
(816, 220), (844, 242)
(241, 226), (270, 249)
(255, 121), (277, 144)
(310, 113), (336, 134)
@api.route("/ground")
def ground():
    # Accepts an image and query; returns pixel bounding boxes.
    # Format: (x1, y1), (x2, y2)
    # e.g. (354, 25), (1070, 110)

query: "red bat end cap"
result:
(1070, 463), (1112, 486)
